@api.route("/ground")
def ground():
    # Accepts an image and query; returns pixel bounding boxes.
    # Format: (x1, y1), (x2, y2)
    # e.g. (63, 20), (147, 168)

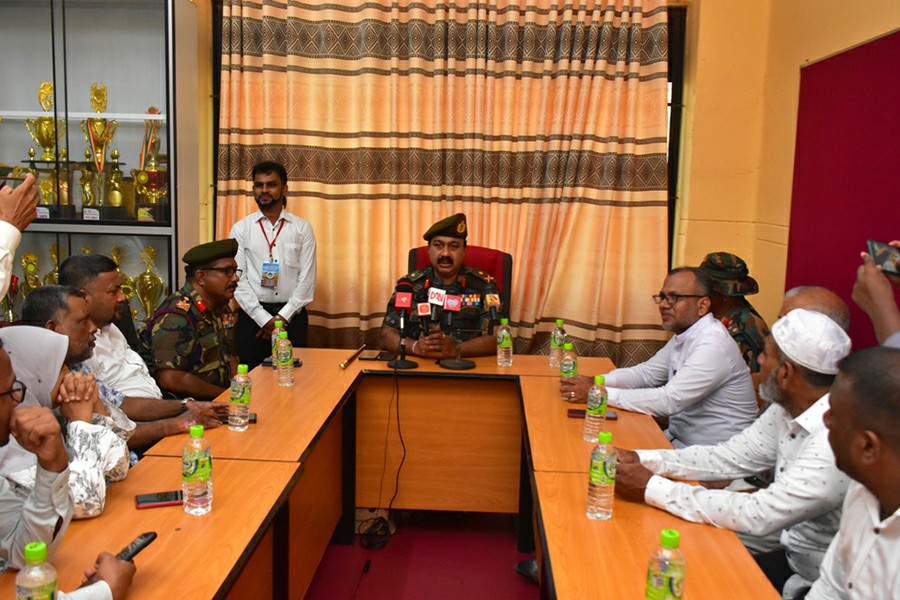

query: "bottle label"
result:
(276, 344), (292, 366)
(497, 329), (512, 349)
(646, 570), (684, 599)
(15, 580), (57, 600)
(586, 387), (607, 415)
(550, 330), (565, 350)
(589, 454), (615, 485)
(183, 454), (212, 483)
(230, 381), (250, 405)
(560, 357), (577, 378)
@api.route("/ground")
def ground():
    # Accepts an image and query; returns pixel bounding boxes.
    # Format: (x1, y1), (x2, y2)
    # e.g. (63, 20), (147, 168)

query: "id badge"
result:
(261, 261), (280, 288)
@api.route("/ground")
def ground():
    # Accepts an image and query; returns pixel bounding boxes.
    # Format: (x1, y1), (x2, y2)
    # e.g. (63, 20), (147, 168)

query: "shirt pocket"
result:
(282, 243), (302, 267)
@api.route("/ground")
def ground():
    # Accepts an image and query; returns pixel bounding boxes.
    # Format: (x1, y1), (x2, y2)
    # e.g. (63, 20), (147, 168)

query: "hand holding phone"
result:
(116, 532), (157, 561)
(867, 239), (900, 277)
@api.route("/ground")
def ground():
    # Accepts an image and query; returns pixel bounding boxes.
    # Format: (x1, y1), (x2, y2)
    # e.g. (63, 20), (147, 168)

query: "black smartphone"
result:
(867, 239), (900, 277)
(261, 357), (302, 367)
(567, 409), (618, 420)
(219, 412), (258, 424)
(116, 532), (157, 561)
(135, 491), (182, 509)
(359, 349), (395, 361)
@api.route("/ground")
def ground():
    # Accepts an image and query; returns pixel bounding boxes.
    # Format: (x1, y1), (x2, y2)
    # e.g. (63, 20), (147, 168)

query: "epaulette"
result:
(173, 295), (192, 313)
(407, 268), (427, 282)
(465, 266), (495, 284)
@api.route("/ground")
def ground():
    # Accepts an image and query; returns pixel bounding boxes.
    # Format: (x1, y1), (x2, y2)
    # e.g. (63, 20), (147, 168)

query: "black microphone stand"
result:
(437, 320), (476, 371)
(388, 310), (417, 370)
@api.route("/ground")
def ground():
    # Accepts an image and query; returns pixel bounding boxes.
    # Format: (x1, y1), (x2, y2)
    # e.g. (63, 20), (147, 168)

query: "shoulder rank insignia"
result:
(195, 298), (208, 313)
(175, 297), (191, 311)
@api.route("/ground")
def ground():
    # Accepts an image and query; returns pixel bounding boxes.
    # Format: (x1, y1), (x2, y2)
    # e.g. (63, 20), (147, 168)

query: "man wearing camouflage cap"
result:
(380, 213), (501, 358)
(150, 239), (240, 400)
(699, 251), (770, 373)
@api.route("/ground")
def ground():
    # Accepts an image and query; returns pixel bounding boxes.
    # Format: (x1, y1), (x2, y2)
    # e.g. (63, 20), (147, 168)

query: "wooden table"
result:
(0, 457), (300, 600)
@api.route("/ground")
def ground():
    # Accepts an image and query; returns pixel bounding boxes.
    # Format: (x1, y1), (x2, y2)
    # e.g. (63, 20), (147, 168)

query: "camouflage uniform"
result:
(382, 265), (501, 342)
(721, 302), (770, 373)
(150, 281), (233, 389)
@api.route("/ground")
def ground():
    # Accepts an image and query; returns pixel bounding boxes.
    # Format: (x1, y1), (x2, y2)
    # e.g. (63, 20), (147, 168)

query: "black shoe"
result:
(514, 558), (539, 584)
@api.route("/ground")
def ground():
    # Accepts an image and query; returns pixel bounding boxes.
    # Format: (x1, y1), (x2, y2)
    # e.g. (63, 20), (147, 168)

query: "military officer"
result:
(150, 239), (240, 400)
(381, 213), (501, 358)
(698, 252), (770, 373)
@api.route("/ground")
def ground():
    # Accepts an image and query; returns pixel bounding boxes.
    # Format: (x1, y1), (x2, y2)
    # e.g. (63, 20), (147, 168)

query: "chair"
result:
(407, 245), (513, 314)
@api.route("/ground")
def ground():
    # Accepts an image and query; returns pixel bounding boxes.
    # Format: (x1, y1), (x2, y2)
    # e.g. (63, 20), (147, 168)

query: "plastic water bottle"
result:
(583, 375), (607, 443)
(276, 331), (294, 386)
(228, 363), (252, 431)
(560, 342), (578, 400)
(549, 318), (566, 367)
(182, 425), (213, 515)
(646, 529), (686, 600)
(270, 319), (284, 370)
(496, 318), (513, 366)
(15, 542), (57, 600)
(586, 431), (615, 520)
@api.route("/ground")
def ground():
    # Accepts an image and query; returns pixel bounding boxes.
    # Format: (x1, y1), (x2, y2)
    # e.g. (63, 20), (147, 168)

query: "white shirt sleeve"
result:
(58, 581), (113, 600)
(65, 421), (130, 519)
(806, 535), (846, 600)
(0, 467), (72, 570)
(0, 221), (22, 298)
(230, 222), (272, 327)
(280, 221), (316, 322)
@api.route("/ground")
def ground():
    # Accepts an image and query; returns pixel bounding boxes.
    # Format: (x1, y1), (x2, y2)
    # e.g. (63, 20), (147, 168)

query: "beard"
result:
(759, 368), (788, 407)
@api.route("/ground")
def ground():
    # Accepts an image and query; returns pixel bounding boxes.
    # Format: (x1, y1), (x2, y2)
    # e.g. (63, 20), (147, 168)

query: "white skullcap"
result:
(772, 308), (851, 375)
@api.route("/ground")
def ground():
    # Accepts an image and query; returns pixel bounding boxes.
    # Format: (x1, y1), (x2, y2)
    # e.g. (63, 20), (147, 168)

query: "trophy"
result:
(80, 83), (118, 176)
(101, 149), (127, 219)
(1, 275), (18, 323)
(131, 107), (167, 222)
(44, 243), (61, 285)
(110, 245), (138, 321)
(79, 150), (98, 207)
(20, 252), (43, 298)
(24, 82), (66, 162)
(135, 245), (165, 321)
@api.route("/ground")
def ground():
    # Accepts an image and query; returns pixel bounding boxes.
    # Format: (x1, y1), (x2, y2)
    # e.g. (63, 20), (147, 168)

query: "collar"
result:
(253, 208), (290, 226)
(792, 392), (831, 434)
(672, 312), (716, 343)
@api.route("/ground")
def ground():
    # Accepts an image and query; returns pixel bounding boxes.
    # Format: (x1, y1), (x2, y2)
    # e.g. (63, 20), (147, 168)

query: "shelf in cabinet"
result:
(0, 111), (167, 122)
(27, 222), (173, 235)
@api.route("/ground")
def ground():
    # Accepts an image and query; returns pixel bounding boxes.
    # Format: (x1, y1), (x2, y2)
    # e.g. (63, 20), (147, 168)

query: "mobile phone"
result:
(135, 491), (183, 509)
(261, 357), (302, 367)
(219, 412), (257, 424)
(867, 239), (900, 277)
(116, 532), (157, 561)
(567, 409), (618, 420)
(359, 350), (395, 361)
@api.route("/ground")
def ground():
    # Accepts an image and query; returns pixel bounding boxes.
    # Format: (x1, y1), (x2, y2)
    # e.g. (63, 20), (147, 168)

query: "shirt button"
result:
(874, 528), (880, 535)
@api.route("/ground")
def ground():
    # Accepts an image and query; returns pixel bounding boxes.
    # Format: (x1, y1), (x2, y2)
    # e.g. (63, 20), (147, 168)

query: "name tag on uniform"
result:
(261, 261), (280, 288)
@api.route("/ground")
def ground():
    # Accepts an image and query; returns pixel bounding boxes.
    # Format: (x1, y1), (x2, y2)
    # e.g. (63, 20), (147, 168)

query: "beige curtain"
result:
(217, 0), (669, 366)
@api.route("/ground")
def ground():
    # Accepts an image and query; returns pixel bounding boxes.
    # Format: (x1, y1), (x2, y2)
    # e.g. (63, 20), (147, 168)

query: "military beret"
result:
(698, 252), (759, 296)
(424, 213), (467, 241)
(182, 239), (239, 266)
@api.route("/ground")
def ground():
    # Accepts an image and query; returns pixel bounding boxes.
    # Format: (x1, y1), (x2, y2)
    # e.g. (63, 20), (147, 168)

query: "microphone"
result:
(442, 294), (462, 333)
(428, 287), (446, 330)
(483, 284), (501, 335)
(416, 302), (432, 335)
(394, 278), (414, 336)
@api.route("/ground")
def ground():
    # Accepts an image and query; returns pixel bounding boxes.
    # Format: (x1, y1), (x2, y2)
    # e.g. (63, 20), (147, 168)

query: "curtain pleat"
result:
(217, 0), (669, 366)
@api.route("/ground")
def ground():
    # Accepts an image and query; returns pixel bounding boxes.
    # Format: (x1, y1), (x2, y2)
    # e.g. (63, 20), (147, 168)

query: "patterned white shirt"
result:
(807, 481), (900, 599)
(638, 393), (849, 585)
(88, 324), (162, 399)
(605, 313), (758, 447)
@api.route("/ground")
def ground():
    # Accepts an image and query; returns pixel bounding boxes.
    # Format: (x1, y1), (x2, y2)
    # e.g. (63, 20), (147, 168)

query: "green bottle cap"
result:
(279, 331), (288, 338)
(23, 541), (47, 564)
(189, 425), (204, 438)
(500, 318), (509, 325)
(555, 318), (564, 327)
(597, 431), (612, 444)
(274, 320), (283, 328)
(660, 529), (680, 549)
(237, 364), (248, 374)
(594, 375), (605, 385)
(563, 342), (573, 350)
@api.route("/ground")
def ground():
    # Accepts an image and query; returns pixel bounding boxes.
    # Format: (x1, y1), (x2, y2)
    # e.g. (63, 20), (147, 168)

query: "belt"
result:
(260, 302), (287, 310)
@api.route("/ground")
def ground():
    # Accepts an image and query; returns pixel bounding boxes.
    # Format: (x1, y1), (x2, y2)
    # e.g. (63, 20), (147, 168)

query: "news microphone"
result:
(442, 294), (462, 333)
(416, 302), (431, 335)
(394, 278), (414, 336)
(428, 287), (446, 328)
(483, 284), (501, 334)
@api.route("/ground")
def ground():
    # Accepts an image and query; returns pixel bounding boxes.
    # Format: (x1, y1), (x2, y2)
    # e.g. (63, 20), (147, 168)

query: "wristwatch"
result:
(181, 397), (195, 411)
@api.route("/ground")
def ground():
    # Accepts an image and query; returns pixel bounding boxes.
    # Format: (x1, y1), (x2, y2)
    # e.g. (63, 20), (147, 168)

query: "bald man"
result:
(780, 286), (850, 331)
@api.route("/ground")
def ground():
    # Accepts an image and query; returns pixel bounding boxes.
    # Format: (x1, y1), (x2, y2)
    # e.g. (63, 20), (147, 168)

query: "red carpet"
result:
(306, 512), (539, 600)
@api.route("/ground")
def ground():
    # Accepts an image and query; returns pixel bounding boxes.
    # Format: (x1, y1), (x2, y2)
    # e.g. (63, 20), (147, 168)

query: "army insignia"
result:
(483, 273), (495, 283)
(461, 294), (481, 307)
(175, 297), (191, 311)
(195, 298), (208, 313)
(457, 220), (466, 234)
(221, 312), (237, 328)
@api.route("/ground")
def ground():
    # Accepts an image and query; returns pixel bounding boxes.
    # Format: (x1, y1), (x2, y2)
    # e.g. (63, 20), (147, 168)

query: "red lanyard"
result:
(259, 219), (286, 261)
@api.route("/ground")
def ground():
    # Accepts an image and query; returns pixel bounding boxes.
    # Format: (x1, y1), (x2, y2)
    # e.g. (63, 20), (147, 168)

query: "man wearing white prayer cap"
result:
(615, 309), (853, 599)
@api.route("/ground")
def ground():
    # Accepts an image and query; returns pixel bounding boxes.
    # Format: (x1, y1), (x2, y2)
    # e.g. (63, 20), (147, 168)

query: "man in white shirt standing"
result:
(615, 309), (853, 597)
(229, 161), (317, 369)
(807, 346), (900, 599)
(561, 267), (758, 447)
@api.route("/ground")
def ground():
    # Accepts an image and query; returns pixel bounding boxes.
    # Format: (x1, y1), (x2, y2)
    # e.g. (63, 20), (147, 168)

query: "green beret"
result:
(182, 239), (239, 266)
(424, 213), (467, 241)
(698, 252), (759, 296)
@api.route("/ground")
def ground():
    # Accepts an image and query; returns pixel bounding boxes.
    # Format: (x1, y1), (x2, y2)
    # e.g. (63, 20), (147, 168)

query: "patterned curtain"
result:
(217, 0), (669, 366)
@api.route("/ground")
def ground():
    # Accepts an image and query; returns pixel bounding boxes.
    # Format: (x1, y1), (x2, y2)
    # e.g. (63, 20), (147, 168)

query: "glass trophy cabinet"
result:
(0, 0), (199, 323)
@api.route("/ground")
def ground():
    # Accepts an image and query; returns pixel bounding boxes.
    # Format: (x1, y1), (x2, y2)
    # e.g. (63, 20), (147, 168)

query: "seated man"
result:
(561, 267), (758, 447)
(615, 309), (852, 597)
(380, 213), (500, 358)
(781, 286), (850, 331)
(808, 346), (900, 599)
(22, 285), (225, 452)
(698, 252), (770, 373)
(150, 240), (240, 400)
(851, 240), (900, 348)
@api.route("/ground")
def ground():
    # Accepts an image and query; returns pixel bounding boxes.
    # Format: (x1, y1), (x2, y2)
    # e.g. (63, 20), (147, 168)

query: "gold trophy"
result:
(44, 243), (61, 286)
(21, 252), (43, 298)
(80, 83), (118, 175)
(79, 150), (98, 207)
(106, 150), (124, 207)
(110, 245), (138, 321)
(135, 245), (164, 321)
(24, 82), (66, 162)
(131, 107), (167, 221)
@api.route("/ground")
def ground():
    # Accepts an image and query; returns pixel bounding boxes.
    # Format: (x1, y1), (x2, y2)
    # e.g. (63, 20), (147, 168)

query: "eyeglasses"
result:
(651, 293), (706, 305)
(0, 380), (27, 404)
(202, 267), (242, 278)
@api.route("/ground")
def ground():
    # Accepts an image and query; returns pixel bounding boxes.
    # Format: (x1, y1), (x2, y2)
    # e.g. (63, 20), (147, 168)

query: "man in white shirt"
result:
(615, 309), (853, 597)
(229, 161), (317, 369)
(0, 173), (39, 297)
(807, 346), (900, 599)
(561, 267), (758, 447)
